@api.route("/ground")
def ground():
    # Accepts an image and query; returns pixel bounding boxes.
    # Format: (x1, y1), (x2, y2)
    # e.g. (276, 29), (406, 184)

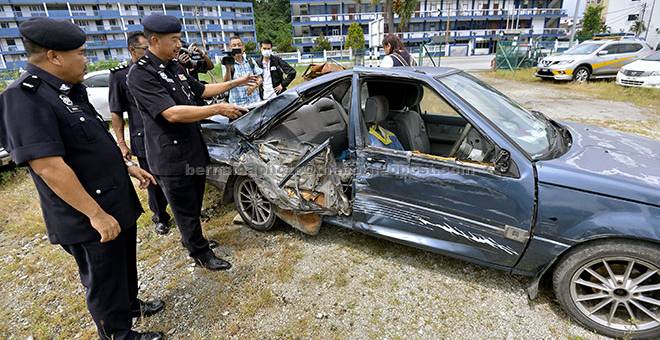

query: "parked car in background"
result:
(536, 39), (654, 82)
(202, 67), (660, 339)
(617, 50), (660, 88)
(0, 146), (11, 166)
(82, 69), (111, 121)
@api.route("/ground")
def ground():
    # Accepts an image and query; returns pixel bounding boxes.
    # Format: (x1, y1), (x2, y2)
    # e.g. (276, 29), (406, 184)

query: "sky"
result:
(562, 0), (587, 19)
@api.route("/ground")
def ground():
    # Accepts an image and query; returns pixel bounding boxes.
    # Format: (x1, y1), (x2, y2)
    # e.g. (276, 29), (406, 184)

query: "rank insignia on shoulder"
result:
(20, 75), (41, 92)
(137, 56), (148, 66)
(110, 64), (128, 73)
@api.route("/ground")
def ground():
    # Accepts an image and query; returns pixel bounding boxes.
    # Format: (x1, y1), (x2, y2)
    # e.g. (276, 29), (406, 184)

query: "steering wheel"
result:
(449, 124), (472, 158)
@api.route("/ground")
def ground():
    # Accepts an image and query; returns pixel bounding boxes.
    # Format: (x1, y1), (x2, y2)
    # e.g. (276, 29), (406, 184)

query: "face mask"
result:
(261, 49), (272, 57)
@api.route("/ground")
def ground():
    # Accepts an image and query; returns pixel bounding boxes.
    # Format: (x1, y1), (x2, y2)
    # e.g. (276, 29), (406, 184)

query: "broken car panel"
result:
(202, 66), (660, 339)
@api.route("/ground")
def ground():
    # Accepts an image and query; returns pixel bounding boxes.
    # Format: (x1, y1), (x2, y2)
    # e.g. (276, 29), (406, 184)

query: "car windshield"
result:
(563, 42), (603, 55)
(438, 73), (552, 159)
(643, 51), (660, 61)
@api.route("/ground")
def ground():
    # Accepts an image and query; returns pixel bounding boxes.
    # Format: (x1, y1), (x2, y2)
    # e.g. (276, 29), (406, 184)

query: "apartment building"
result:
(291, 0), (567, 55)
(0, 0), (256, 69)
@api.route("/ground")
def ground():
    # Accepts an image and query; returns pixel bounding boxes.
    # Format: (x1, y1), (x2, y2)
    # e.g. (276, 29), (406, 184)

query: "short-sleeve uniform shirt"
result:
(108, 62), (146, 158)
(127, 51), (209, 176)
(0, 64), (143, 245)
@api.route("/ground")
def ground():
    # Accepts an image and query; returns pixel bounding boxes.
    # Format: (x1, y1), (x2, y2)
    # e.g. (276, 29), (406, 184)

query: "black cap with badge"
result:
(19, 17), (86, 51)
(141, 14), (182, 34)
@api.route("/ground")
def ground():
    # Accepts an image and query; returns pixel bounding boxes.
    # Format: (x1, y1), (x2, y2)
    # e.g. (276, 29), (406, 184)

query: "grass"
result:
(482, 68), (660, 112)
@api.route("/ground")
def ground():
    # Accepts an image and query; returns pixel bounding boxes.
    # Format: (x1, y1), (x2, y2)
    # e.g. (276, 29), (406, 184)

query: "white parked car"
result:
(616, 50), (660, 88)
(82, 69), (111, 121)
(0, 146), (11, 166)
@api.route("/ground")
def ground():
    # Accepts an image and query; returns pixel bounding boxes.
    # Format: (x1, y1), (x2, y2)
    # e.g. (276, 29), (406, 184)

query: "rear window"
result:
(619, 43), (643, 53)
(83, 73), (109, 88)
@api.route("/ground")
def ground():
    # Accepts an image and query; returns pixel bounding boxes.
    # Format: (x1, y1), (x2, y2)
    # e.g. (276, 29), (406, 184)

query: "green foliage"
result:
(253, 0), (297, 52)
(577, 5), (606, 41)
(345, 22), (365, 51)
(86, 59), (120, 72)
(631, 20), (646, 37)
(393, 0), (418, 32)
(244, 41), (257, 53)
(311, 33), (332, 52)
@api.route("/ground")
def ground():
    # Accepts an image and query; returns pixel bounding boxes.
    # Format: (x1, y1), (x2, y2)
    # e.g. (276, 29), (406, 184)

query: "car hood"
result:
(231, 91), (300, 137)
(621, 59), (660, 72)
(536, 122), (660, 206)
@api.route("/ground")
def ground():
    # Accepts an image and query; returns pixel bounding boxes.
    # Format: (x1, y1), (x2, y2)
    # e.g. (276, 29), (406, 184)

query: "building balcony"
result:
(293, 34), (348, 46)
(1, 46), (25, 55)
(47, 10), (71, 17)
(224, 25), (254, 32)
(0, 27), (20, 38)
(84, 26), (124, 33)
(0, 12), (16, 18)
(15, 11), (48, 18)
(85, 40), (126, 49)
(292, 8), (565, 26)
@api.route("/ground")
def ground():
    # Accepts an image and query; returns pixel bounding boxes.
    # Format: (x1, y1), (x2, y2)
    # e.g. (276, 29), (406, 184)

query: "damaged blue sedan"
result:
(201, 67), (660, 339)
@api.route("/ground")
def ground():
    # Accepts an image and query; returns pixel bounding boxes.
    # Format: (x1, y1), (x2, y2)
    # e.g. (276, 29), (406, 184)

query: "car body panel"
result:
(83, 70), (112, 121)
(616, 58), (660, 88)
(535, 40), (654, 80)
(201, 66), (660, 283)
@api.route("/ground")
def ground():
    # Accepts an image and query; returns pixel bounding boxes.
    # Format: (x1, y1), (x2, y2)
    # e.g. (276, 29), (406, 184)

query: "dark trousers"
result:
(156, 174), (211, 259)
(61, 226), (138, 340)
(137, 157), (170, 224)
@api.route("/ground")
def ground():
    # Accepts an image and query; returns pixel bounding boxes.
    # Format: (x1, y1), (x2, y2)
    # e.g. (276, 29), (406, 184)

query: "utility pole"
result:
(569, 0), (580, 47)
(638, 2), (647, 38)
(646, 0), (657, 41)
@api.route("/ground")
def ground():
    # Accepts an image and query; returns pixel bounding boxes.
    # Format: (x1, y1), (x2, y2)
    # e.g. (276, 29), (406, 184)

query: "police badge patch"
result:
(59, 94), (73, 106)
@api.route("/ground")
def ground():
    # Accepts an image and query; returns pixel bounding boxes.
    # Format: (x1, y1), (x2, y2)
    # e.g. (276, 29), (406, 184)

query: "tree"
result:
(253, 0), (292, 46)
(393, 0), (418, 32)
(311, 33), (332, 52)
(275, 33), (297, 53)
(371, 0), (394, 33)
(631, 20), (647, 37)
(345, 22), (365, 51)
(244, 41), (257, 53)
(577, 5), (607, 41)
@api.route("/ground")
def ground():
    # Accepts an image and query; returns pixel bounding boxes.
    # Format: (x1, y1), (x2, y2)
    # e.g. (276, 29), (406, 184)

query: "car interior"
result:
(260, 77), (497, 164)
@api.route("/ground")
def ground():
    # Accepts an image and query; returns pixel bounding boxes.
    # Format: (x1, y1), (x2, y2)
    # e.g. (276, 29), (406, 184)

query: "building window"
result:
(7, 39), (16, 46)
(627, 14), (639, 21)
(128, 20), (135, 25)
(0, 22), (8, 28)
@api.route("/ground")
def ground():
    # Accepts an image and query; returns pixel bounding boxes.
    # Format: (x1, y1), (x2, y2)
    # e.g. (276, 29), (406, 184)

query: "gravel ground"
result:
(4, 76), (659, 339)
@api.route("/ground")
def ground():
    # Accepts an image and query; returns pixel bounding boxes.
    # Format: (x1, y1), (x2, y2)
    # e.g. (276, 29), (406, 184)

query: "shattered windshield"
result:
(231, 91), (300, 136)
(438, 73), (551, 159)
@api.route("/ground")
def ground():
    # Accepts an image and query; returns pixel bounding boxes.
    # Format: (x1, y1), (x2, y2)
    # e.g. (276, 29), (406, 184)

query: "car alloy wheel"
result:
(554, 240), (660, 339)
(574, 67), (590, 82)
(234, 177), (276, 231)
(570, 257), (660, 332)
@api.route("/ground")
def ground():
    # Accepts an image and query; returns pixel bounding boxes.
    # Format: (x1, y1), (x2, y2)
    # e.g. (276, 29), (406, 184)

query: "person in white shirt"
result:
(255, 39), (297, 100)
(379, 34), (416, 68)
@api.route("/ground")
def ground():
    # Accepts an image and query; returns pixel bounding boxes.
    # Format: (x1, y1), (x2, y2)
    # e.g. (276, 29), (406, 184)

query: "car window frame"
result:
(83, 73), (110, 88)
(602, 43), (621, 55)
(354, 74), (504, 174)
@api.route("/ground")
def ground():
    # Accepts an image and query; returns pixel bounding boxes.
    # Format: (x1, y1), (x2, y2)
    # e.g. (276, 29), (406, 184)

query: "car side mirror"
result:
(597, 50), (609, 56)
(495, 149), (511, 174)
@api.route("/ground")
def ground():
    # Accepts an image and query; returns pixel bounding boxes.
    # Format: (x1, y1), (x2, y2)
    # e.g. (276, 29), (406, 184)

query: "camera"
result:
(179, 47), (203, 68)
(221, 48), (243, 66)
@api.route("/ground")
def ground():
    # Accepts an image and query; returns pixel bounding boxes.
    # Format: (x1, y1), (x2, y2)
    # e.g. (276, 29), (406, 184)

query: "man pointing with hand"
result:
(127, 14), (254, 271)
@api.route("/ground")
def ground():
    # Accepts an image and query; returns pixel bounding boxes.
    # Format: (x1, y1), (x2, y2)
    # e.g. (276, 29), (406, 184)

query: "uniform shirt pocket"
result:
(158, 134), (188, 162)
(64, 114), (100, 143)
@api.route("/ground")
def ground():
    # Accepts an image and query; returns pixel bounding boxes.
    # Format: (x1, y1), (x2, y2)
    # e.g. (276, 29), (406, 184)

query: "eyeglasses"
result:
(132, 45), (148, 50)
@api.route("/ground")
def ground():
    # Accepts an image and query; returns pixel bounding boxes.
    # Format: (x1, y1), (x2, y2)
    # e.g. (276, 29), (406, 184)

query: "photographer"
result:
(255, 39), (296, 100)
(179, 42), (214, 80)
(222, 36), (263, 106)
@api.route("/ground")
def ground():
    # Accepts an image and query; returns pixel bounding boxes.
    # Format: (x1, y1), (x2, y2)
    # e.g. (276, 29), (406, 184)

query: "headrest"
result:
(364, 96), (389, 124)
(315, 97), (337, 111)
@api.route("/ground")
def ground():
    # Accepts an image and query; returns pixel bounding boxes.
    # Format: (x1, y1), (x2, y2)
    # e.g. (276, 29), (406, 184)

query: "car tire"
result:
(573, 66), (591, 82)
(552, 239), (660, 339)
(233, 176), (277, 231)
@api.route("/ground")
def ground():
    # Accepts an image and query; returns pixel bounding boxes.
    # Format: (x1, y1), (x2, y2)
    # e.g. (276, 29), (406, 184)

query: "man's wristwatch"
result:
(125, 160), (137, 168)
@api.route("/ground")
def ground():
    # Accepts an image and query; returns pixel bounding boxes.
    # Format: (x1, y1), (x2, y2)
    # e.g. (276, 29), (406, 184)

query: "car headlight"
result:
(556, 60), (574, 65)
(650, 71), (660, 76)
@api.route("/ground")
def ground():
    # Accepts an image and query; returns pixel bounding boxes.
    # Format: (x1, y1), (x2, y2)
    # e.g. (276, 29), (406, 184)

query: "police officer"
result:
(127, 14), (255, 270)
(0, 18), (166, 339)
(110, 31), (173, 235)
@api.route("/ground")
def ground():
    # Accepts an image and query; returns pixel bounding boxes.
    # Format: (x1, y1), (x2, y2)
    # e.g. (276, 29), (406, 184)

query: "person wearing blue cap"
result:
(128, 14), (257, 271)
(0, 17), (164, 340)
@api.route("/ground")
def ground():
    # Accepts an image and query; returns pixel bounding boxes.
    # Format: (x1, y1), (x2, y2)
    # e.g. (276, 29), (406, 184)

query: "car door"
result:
(616, 42), (645, 69)
(350, 73), (536, 268)
(83, 72), (111, 121)
(593, 43), (622, 76)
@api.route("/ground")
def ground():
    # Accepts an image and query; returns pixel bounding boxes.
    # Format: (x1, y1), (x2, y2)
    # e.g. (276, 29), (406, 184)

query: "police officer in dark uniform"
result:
(0, 18), (164, 339)
(109, 31), (173, 235)
(127, 14), (255, 270)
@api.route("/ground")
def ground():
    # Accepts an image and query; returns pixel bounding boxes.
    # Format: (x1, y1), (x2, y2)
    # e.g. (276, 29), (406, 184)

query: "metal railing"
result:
(292, 7), (565, 24)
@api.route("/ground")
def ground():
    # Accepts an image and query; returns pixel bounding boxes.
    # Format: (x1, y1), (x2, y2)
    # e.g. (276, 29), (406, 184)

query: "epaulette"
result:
(136, 55), (149, 66)
(20, 74), (41, 92)
(110, 63), (129, 73)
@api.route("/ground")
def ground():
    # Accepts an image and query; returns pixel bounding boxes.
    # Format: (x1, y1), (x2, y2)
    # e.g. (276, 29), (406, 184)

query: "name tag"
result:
(270, 66), (277, 71)
(178, 74), (187, 81)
